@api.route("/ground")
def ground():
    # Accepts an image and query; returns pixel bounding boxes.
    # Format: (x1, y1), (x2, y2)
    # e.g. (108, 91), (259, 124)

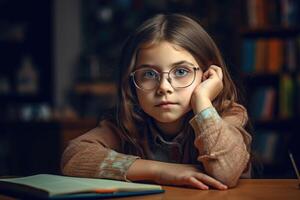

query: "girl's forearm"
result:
(190, 106), (250, 187)
(191, 97), (213, 114)
(126, 159), (228, 190)
(126, 159), (159, 182)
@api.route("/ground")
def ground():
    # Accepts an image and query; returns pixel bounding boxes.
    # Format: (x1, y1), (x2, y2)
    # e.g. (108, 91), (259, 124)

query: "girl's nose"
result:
(156, 75), (174, 95)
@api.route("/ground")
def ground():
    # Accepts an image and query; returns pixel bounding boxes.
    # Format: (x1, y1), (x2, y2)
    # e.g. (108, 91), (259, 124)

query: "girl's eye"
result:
(143, 70), (158, 79)
(173, 67), (190, 77)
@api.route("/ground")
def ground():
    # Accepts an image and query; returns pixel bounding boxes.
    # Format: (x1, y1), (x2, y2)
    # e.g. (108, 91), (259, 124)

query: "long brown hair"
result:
(115, 13), (238, 156)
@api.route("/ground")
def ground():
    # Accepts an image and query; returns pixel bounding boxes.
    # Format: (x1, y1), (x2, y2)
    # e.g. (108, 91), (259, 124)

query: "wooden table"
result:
(115, 179), (300, 200)
(0, 179), (299, 200)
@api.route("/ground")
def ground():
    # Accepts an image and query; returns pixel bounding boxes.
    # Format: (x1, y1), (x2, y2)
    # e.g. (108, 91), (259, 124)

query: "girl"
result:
(61, 13), (252, 190)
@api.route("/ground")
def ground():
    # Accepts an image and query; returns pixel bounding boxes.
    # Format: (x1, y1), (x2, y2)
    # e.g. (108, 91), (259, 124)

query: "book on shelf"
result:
(249, 76), (296, 120)
(267, 38), (284, 74)
(279, 74), (294, 118)
(254, 39), (268, 73)
(242, 37), (299, 74)
(242, 39), (256, 73)
(281, 0), (299, 27)
(285, 38), (298, 71)
(0, 174), (164, 199)
(253, 131), (280, 165)
(245, 0), (298, 28)
(250, 86), (276, 121)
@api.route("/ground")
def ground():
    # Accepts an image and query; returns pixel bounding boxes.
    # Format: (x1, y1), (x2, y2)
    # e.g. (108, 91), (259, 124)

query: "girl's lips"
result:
(155, 102), (178, 107)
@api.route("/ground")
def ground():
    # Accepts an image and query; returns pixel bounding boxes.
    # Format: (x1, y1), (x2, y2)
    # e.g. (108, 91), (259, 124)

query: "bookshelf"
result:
(0, 0), (55, 176)
(240, 0), (299, 178)
(0, 0), (53, 121)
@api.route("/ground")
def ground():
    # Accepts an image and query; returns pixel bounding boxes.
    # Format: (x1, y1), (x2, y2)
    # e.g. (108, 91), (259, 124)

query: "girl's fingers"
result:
(209, 65), (223, 80)
(195, 173), (228, 190)
(188, 177), (209, 190)
(201, 71), (209, 81)
(202, 68), (217, 81)
(202, 72), (208, 81)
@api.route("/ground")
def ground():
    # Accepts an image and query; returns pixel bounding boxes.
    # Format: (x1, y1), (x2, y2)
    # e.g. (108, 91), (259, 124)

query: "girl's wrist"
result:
(192, 96), (212, 114)
(126, 159), (160, 182)
(151, 161), (162, 184)
(148, 160), (160, 183)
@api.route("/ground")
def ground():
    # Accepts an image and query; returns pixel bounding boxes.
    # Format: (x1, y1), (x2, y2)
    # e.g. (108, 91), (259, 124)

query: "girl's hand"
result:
(191, 65), (224, 113)
(154, 162), (227, 190)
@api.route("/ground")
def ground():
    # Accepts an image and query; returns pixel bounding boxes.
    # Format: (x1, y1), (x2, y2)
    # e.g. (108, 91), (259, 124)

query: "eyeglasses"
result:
(130, 66), (200, 91)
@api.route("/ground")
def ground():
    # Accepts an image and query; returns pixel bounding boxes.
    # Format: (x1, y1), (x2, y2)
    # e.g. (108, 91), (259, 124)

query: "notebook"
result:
(0, 174), (164, 199)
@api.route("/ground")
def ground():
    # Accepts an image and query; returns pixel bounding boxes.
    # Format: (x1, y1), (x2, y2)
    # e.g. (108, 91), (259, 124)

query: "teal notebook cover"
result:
(0, 174), (164, 199)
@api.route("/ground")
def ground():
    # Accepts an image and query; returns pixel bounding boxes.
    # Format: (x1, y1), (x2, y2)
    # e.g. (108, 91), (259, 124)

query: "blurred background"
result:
(0, 0), (299, 179)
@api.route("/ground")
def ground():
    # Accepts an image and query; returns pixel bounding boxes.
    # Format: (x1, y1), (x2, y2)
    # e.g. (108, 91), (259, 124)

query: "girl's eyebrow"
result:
(135, 61), (195, 69)
(171, 61), (195, 67)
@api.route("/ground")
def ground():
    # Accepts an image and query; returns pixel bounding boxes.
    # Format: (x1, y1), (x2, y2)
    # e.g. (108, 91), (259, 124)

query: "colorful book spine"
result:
(285, 38), (297, 72)
(255, 39), (268, 73)
(246, 0), (298, 27)
(250, 87), (276, 120)
(279, 74), (294, 118)
(267, 39), (284, 74)
(253, 131), (279, 165)
(280, 0), (299, 26)
(242, 37), (299, 74)
(242, 39), (256, 73)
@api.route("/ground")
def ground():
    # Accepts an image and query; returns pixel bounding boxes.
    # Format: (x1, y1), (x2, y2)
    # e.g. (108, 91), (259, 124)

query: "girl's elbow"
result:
(215, 173), (239, 188)
(224, 177), (239, 188)
(60, 155), (80, 177)
(61, 163), (73, 176)
(221, 153), (251, 188)
(61, 164), (85, 178)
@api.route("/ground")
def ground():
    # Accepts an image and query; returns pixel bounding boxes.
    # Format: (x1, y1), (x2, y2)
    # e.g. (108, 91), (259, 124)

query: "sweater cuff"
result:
(189, 106), (221, 136)
(98, 150), (140, 181)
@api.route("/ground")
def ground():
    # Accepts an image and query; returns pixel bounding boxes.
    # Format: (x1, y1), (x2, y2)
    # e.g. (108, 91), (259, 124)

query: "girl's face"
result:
(134, 41), (203, 130)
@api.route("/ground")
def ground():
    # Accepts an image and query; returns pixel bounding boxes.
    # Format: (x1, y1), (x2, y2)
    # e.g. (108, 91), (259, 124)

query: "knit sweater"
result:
(61, 104), (252, 187)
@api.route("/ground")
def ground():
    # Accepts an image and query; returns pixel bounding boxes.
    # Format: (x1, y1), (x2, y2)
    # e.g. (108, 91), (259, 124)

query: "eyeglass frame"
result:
(130, 66), (200, 91)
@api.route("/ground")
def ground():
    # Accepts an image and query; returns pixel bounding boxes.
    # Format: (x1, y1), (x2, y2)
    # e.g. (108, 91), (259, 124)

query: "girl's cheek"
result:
(182, 86), (196, 102)
(198, 72), (203, 83)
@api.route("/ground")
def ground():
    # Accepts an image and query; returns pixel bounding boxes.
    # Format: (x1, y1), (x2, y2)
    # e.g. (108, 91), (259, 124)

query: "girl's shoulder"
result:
(97, 119), (122, 138)
(69, 119), (122, 151)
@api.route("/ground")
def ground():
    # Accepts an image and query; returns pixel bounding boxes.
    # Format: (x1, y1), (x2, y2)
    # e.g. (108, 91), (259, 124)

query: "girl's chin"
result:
(152, 115), (181, 123)
(154, 119), (177, 123)
(149, 110), (191, 123)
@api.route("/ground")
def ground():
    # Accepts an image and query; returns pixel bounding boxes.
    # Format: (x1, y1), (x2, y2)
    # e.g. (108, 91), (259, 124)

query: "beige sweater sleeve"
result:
(61, 121), (139, 180)
(189, 103), (252, 188)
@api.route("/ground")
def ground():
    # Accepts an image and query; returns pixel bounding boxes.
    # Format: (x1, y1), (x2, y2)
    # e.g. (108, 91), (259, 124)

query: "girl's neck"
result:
(154, 118), (184, 138)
